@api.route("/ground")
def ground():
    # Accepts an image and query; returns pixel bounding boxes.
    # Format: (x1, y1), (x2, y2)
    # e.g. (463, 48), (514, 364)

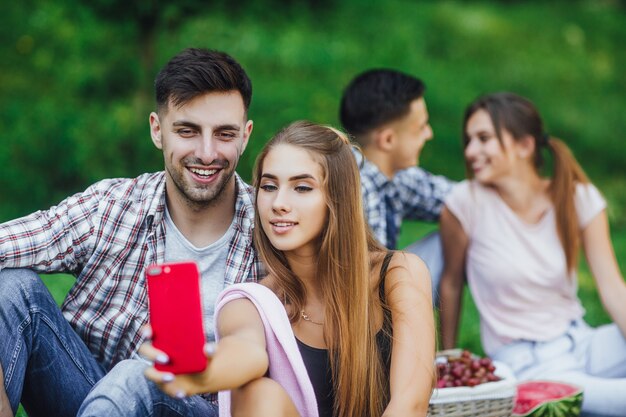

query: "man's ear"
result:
(149, 112), (163, 150)
(373, 126), (396, 152)
(240, 119), (253, 153)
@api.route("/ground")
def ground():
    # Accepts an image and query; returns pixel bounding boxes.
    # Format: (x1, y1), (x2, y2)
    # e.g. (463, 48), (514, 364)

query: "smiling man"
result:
(0, 48), (261, 417)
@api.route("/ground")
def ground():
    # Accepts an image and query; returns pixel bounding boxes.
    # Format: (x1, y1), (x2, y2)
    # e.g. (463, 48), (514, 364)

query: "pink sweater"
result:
(214, 283), (319, 417)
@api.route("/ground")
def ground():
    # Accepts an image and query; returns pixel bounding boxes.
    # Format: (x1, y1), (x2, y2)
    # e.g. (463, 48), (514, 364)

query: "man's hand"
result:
(0, 362), (14, 417)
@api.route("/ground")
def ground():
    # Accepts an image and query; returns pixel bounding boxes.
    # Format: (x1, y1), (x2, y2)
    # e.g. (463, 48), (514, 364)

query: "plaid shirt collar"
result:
(352, 147), (393, 191)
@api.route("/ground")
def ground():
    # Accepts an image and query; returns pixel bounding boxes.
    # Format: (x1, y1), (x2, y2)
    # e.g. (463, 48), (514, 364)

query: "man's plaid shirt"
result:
(354, 149), (455, 247)
(0, 171), (261, 370)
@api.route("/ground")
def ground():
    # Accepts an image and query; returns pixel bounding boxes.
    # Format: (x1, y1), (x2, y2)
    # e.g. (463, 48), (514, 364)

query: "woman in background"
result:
(439, 92), (626, 416)
(142, 121), (435, 417)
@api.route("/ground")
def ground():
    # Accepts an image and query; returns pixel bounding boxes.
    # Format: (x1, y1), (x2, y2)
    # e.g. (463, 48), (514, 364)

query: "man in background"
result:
(340, 69), (455, 303)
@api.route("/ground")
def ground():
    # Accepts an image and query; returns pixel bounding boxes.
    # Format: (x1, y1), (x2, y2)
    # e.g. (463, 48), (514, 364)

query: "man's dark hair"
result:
(155, 48), (252, 114)
(339, 69), (425, 139)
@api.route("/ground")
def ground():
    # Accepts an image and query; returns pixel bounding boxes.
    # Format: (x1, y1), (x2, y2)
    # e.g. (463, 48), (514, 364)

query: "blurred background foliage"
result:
(1, 0), (625, 358)
(2, 0), (625, 224)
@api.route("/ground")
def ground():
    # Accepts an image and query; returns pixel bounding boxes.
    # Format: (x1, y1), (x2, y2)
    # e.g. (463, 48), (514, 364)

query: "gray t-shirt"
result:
(164, 207), (235, 342)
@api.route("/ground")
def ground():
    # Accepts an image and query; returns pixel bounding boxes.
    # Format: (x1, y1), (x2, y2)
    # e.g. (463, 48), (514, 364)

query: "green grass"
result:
(40, 274), (76, 305)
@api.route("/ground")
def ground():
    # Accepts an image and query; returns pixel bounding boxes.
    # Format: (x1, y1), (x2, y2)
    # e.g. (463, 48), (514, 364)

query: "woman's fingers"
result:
(138, 342), (169, 364)
(143, 366), (184, 397)
(141, 324), (153, 339)
(204, 342), (216, 358)
(143, 367), (191, 399)
(141, 342), (214, 399)
(144, 366), (174, 384)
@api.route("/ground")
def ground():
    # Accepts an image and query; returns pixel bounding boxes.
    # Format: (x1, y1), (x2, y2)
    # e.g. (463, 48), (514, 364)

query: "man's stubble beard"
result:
(167, 161), (237, 211)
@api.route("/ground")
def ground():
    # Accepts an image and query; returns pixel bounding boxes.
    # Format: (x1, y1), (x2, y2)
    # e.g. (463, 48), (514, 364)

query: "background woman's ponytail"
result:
(547, 137), (589, 272)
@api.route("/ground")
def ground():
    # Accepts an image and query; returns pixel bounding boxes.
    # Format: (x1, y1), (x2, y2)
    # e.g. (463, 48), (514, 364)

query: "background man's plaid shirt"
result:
(0, 171), (261, 371)
(354, 149), (455, 246)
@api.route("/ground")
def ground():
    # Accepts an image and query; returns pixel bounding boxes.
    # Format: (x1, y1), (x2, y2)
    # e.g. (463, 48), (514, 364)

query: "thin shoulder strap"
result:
(379, 251), (394, 289)
(378, 251), (394, 332)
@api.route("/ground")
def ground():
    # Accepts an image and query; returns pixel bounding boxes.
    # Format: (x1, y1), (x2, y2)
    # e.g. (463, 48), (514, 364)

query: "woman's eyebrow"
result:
(261, 173), (315, 181)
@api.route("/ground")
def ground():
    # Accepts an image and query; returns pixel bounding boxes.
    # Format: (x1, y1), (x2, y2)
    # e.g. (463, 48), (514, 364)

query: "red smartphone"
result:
(146, 261), (207, 374)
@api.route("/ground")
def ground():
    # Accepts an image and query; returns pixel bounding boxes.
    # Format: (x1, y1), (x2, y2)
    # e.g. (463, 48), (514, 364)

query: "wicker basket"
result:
(429, 349), (517, 417)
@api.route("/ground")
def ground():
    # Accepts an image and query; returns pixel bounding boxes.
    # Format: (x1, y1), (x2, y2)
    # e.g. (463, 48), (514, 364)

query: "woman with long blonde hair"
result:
(141, 120), (435, 416)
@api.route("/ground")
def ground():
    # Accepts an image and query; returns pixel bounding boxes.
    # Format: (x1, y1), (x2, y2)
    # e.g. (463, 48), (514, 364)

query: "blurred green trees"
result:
(1, 0), (625, 228)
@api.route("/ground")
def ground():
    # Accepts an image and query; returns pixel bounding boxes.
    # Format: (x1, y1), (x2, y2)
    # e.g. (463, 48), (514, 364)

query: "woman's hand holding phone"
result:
(139, 325), (216, 398)
(142, 270), (270, 398)
(146, 261), (207, 375)
(144, 261), (217, 398)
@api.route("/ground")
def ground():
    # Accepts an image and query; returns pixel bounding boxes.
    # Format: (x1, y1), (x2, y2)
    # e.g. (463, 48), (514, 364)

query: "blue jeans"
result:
(78, 359), (219, 417)
(0, 269), (106, 417)
(492, 320), (626, 417)
(404, 231), (443, 306)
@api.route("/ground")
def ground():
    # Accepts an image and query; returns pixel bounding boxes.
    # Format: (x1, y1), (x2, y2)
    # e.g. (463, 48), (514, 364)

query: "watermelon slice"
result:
(513, 380), (583, 417)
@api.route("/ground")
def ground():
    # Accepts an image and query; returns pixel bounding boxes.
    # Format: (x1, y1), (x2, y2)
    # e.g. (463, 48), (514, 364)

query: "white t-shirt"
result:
(164, 208), (235, 342)
(445, 180), (606, 355)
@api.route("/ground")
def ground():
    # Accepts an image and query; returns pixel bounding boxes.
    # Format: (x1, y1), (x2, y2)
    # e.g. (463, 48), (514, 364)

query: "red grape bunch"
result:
(436, 349), (501, 389)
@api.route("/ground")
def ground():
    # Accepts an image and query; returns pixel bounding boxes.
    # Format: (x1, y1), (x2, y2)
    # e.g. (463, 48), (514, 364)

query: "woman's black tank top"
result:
(296, 251), (394, 417)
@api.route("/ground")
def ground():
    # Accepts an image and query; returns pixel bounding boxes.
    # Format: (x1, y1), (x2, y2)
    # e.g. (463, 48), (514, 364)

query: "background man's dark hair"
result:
(155, 48), (252, 115)
(339, 69), (425, 141)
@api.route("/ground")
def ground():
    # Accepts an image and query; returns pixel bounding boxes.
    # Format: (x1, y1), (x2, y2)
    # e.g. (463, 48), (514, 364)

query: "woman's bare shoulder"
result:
(384, 251), (428, 276)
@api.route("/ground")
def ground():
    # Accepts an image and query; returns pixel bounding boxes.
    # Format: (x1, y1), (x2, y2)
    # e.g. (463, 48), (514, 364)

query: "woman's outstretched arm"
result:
(439, 206), (469, 350)
(581, 210), (626, 337)
(141, 298), (268, 397)
(382, 252), (435, 417)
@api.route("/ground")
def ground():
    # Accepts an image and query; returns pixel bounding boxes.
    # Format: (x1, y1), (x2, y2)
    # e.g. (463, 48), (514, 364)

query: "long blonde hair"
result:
(253, 120), (387, 417)
(463, 92), (590, 272)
